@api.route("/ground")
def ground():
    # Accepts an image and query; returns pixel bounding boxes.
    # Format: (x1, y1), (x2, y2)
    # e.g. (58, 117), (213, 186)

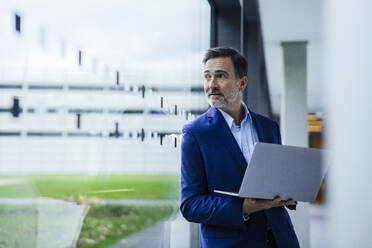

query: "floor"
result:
(310, 204), (330, 248)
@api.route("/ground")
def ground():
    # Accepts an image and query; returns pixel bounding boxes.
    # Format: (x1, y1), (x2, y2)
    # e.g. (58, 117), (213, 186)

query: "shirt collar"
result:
(217, 102), (251, 129)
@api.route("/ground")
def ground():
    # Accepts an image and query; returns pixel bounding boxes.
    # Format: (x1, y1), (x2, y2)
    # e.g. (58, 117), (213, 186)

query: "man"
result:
(180, 47), (300, 248)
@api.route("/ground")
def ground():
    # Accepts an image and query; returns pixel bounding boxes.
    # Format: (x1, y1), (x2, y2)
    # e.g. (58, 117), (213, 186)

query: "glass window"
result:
(0, 0), (210, 247)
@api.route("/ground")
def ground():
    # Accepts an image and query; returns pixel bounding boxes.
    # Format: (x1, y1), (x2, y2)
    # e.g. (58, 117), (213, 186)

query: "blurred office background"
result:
(0, 0), (371, 247)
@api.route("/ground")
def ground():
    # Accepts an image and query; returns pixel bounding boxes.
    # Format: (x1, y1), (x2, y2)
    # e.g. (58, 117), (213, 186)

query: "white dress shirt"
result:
(217, 102), (259, 165)
(217, 102), (259, 222)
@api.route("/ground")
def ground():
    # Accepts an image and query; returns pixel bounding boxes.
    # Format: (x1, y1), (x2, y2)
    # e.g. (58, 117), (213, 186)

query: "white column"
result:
(325, 1), (372, 247)
(281, 41), (310, 248)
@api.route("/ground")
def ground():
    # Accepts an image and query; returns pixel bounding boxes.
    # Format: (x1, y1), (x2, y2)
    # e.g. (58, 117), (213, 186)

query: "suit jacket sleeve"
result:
(180, 128), (248, 231)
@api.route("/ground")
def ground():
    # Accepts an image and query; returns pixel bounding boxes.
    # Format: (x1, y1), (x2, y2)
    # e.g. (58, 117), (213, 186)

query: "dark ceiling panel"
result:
(214, 0), (240, 10)
(243, 0), (259, 23)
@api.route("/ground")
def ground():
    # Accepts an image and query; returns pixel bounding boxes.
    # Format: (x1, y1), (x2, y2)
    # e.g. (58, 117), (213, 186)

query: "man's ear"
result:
(239, 76), (248, 92)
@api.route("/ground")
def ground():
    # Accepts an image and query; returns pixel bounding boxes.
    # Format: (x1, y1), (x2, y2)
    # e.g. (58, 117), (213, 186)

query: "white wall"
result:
(325, 0), (372, 247)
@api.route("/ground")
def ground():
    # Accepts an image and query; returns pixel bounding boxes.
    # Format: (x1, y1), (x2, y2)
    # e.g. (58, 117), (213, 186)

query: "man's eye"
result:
(204, 74), (211, 79)
(217, 74), (226, 78)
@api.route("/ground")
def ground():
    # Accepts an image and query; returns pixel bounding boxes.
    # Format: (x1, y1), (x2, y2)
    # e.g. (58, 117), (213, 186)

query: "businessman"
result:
(180, 47), (300, 248)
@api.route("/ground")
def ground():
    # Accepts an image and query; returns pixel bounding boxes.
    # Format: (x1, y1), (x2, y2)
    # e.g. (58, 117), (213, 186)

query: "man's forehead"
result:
(204, 57), (234, 72)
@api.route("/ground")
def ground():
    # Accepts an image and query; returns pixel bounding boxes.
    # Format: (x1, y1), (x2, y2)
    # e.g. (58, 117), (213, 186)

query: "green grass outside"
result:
(0, 205), (38, 248)
(78, 205), (174, 248)
(0, 175), (180, 200)
(0, 204), (175, 248)
(0, 175), (180, 248)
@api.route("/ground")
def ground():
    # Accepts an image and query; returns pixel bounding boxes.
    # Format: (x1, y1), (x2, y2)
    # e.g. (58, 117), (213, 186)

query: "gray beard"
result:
(206, 81), (240, 108)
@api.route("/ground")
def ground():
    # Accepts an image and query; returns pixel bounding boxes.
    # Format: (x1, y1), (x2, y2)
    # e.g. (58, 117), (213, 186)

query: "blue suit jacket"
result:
(180, 107), (300, 248)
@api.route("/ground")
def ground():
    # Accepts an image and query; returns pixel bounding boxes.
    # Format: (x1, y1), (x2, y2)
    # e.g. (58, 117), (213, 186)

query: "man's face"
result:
(203, 57), (241, 108)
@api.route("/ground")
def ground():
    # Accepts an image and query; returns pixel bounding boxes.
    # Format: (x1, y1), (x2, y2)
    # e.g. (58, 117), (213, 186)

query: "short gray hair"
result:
(203, 47), (248, 79)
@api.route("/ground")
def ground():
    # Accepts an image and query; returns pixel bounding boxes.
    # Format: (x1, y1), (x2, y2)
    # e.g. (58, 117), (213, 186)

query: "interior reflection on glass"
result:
(0, 0), (210, 247)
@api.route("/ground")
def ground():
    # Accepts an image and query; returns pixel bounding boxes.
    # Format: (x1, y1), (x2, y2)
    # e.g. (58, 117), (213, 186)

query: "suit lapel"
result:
(207, 107), (247, 172)
(249, 110), (266, 142)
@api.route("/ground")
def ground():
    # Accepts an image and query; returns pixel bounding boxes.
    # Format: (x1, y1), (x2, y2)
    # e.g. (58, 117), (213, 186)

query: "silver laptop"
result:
(214, 142), (327, 202)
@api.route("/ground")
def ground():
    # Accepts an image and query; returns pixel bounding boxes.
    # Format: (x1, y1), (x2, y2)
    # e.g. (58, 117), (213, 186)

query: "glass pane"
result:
(0, 0), (210, 247)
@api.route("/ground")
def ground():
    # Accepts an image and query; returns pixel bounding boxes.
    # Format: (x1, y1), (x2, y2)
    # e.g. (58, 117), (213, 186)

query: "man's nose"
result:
(209, 76), (218, 88)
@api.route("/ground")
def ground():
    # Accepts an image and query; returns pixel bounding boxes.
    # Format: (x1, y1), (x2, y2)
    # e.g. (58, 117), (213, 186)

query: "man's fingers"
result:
(271, 198), (298, 207)
(246, 197), (297, 209)
(283, 198), (297, 205)
(279, 200), (297, 206)
(260, 197), (281, 208)
(273, 197), (297, 206)
(273, 196), (281, 201)
(244, 197), (298, 212)
(272, 196), (282, 204)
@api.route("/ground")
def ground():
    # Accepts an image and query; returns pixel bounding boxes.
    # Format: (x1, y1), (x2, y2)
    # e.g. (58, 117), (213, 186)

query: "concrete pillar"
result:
(324, 1), (372, 247)
(280, 41), (309, 248)
(244, 21), (261, 113)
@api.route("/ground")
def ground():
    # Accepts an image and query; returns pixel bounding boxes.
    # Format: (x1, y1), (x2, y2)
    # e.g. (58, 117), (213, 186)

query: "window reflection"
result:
(0, 0), (209, 247)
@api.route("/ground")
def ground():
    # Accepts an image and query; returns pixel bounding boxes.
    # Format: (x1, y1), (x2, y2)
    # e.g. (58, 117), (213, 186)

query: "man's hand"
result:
(242, 196), (297, 214)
